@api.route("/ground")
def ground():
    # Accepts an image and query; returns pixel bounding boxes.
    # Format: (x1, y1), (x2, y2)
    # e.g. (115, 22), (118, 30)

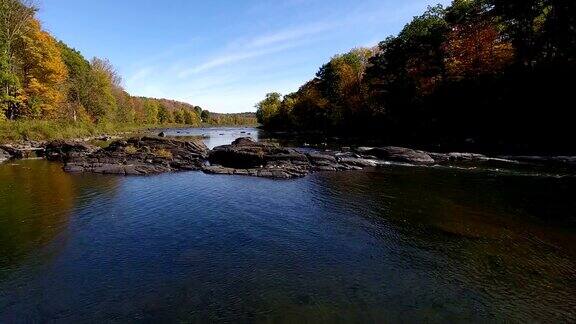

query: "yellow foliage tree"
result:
(16, 19), (67, 118)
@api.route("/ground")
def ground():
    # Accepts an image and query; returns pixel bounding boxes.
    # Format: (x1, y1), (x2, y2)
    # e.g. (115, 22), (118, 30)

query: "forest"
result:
(0, 0), (256, 141)
(256, 0), (576, 152)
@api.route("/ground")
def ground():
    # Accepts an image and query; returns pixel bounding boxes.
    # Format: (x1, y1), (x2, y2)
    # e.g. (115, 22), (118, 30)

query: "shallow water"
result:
(0, 128), (575, 322)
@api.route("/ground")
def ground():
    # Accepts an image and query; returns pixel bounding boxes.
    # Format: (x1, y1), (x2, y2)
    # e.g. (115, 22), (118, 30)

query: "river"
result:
(0, 127), (575, 322)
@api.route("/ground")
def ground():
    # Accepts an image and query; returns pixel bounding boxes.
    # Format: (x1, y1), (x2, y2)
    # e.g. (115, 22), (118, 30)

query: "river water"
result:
(0, 127), (575, 322)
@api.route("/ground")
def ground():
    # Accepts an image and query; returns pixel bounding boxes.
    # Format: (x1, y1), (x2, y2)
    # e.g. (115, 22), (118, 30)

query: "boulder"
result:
(206, 138), (315, 179)
(209, 137), (291, 168)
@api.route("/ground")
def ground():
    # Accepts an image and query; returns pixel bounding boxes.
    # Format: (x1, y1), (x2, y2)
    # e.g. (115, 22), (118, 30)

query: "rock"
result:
(62, 136), (208, 175)
(95, 135), (117, 142)
(44, 140), (99, 161)
(361, 146), (435, 165)
(206, 138), (314, 179)
(447, 152), (488, 161)
(209, 137), (284, 168)
(337, 157), (379, 168)
(0, 148), (11, 163)
(0, 144), (45, 159)
(307, 152), (337, 164)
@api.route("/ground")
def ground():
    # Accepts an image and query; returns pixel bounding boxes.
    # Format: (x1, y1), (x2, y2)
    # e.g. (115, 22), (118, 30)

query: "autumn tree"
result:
(183, 108), (200, 125)
(255, 92), (282, 126)
(0, 0), (36, 119)
(200, 109), (210, 121)
(80, 58), (118, 122)
(15, 19), (68, 118)
(173, 108), (184, 124)
(442, 20), (515, 79)
(157, 104), (172, 124)
(143, 99), (159, 124)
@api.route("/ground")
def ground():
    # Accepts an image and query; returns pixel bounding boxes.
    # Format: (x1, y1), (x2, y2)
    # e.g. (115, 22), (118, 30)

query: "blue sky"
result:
(38, 0), (450, 113)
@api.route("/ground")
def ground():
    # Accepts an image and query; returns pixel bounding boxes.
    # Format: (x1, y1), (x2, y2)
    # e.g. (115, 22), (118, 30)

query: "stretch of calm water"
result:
(0, 128), (575, 323)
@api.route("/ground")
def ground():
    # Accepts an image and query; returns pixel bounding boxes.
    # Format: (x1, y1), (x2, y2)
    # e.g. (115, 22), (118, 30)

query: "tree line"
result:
(256, 0), (576, 152)
(0, 0), (214, 127)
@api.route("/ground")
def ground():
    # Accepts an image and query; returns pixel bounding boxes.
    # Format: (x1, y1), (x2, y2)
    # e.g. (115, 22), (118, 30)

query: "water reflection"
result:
(0, 160), (119, 270)
(316, 168), (576, 320)
(0, 131), (574, 322)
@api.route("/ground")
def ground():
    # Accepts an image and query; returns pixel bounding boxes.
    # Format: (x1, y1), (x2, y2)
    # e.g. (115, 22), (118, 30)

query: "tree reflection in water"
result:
(0, 160), (119, 270)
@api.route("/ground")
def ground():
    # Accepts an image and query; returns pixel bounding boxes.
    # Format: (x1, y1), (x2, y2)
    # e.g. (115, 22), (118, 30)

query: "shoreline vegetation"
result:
(0, 116), (258, 144)
(0, 0), (256, 144)
(255, 0), (576, 154)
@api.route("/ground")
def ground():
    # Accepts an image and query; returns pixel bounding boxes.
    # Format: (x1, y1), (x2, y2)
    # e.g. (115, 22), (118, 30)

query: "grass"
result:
(0, 120), (194, 144)
(124, 145), (138, 154)
(154, 148), (173, 159)
(0, 120), (139, 143)
(0, 119), (259, 144)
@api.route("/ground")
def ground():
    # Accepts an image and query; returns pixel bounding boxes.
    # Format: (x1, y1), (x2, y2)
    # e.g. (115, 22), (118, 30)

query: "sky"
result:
(38, 0), (450, 113)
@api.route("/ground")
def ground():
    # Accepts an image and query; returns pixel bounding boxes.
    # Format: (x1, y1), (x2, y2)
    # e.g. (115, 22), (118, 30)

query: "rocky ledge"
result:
(204, 137), (375, 179)
(48, 137), (209, 175)
(6, 136), (574, 179)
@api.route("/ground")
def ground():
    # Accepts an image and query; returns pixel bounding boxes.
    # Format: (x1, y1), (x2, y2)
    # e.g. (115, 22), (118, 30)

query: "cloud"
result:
(177, 22), (334, 78)
(246, 22), (334, 48)
(177, 42), (305, 77)
(126, 67), (154, 85)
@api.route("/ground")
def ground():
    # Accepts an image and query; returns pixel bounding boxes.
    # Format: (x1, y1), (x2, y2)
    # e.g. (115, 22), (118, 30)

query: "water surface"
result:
(0, 128), (575, 322)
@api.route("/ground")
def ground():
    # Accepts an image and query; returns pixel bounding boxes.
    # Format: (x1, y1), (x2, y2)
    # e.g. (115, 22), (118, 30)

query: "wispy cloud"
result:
(126, 67), (154, 86)
(177, 21), (334, 78)
(246, 22), (334, 48)
(177, 42), (306, 77)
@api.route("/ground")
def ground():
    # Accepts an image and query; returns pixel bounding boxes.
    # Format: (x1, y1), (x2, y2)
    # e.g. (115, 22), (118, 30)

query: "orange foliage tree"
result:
(442, 20), (515, 79)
